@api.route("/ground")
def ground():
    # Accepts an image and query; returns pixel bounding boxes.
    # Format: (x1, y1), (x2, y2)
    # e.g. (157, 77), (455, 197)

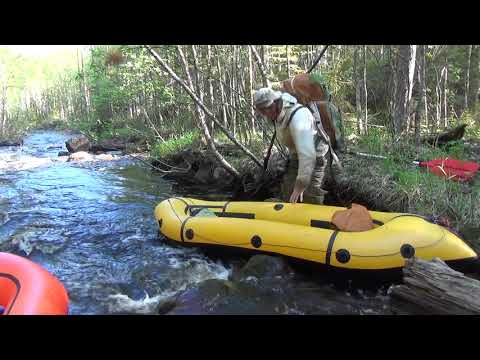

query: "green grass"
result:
(150, 130), (200, 159)
(344, 123), (480, 232)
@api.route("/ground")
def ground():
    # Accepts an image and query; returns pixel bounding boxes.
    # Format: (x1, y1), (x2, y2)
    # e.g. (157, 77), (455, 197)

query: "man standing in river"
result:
(253, 87), (331, 205)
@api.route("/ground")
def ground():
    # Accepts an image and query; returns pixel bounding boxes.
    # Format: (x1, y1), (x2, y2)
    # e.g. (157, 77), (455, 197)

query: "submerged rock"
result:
(167, 278), (288, 315)
(8, 228), (69, 256)
(232, 254), (293, 281)
(107, 292), (177, 315)
(166, 254), (395, 315)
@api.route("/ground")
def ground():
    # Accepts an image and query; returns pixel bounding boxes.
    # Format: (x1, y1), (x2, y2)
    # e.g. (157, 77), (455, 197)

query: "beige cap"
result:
(253, 88), (282, 109)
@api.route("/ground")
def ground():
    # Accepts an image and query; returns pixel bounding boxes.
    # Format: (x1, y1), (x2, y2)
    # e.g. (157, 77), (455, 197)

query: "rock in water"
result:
(66, 135), (91, 153)
(58, 151), (70, 157)
(233, 255), (293, 281)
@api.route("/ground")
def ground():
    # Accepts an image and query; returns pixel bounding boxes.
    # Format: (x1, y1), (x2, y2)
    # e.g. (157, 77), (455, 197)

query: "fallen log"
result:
(424, 124), (467, 147)
(90, 139), (127, 153)
(389, 257), (480, 314)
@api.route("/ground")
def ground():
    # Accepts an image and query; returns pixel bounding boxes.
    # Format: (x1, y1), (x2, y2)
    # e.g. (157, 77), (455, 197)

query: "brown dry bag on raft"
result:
(331, 203), (374, 232)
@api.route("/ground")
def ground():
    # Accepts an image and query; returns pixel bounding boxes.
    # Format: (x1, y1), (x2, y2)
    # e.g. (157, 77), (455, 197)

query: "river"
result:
(0, 130), (232, 314)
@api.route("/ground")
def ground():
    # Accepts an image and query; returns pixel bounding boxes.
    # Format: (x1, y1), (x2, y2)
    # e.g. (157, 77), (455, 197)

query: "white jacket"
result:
(274, 93), (328, 189)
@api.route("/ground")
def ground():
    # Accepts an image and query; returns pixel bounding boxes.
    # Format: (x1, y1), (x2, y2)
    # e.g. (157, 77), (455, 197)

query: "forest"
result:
(1, 45), (478, 145)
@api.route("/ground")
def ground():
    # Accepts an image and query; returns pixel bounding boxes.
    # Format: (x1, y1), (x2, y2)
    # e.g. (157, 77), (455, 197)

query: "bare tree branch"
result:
(145, 45), (263, 170)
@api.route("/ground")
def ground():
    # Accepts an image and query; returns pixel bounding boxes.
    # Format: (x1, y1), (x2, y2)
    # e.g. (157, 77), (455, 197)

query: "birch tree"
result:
(392, 45), (417, 135)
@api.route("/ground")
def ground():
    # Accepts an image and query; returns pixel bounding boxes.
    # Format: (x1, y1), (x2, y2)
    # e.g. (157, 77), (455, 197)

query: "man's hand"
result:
(289, 182), (306, 204)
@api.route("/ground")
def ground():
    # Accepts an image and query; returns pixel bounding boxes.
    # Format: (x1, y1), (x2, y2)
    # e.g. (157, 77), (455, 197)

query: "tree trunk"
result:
(249, 45), (270, 87)
(362, 45), (368, 134)
(145, 45), (263, 171)
(286, 45), (291, 77)
(408, 46), (417, 107)
(207, 45), (215, 134)
(435, 66), (442, 131)
(468, 45), (480, 114)
(214, 46), (229, 129)
(1, 83), (7, 137)
(389, 257), (480, 315)
(353, 46), (364, 135)
(231, 45), (237, 138)
(415, 45), (427, 148)
(465, 45), (472, 111)
(76, 48), (84, 116)
(263, 45), (270, 77)
(175, 45), (239, 178)
(190, 46), (202, 98)
(392, 45), (417, 135)
(248, 46), (257, 139)
(443, 57), (448, 129)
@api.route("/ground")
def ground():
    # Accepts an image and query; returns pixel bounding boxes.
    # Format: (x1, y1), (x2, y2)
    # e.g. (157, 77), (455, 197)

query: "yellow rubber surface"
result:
(154, 197), (477, 270)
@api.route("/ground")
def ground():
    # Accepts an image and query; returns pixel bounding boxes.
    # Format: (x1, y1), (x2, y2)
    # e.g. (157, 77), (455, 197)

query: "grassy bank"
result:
(336, 119), (480, 243)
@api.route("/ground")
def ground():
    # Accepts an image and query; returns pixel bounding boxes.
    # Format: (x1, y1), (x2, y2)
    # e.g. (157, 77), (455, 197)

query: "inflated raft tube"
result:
(154, 197), (478, 272)
(0, 252), (69, 315)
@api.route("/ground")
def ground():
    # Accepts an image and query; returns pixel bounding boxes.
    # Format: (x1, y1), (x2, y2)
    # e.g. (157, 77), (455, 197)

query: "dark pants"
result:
(280, 152), (330, 205)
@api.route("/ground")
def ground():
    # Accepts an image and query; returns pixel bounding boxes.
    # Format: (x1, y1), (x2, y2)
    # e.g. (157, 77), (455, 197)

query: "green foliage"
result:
(455, 111), (480, 138)
(150, 131), (200, 158)
(357, 127), (390, 154)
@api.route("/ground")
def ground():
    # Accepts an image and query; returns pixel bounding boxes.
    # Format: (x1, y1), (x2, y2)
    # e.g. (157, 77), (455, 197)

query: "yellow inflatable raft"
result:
(154, 197), (478, 272)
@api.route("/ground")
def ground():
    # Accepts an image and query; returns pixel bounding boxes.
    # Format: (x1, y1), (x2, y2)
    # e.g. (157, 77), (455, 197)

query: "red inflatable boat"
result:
(0, 252), (69, 315)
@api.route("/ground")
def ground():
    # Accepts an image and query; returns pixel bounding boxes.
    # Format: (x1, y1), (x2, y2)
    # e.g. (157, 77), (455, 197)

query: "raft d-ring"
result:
(158, 219), (163, 229)
(186, 229), (194, 240)
(274, 204), (284, 211)
(400, 244), (415, 259)
(251, 235), (262, 248)
(336, 249), (351, 264)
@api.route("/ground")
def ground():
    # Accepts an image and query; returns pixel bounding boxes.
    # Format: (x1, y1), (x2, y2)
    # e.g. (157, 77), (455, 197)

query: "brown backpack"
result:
(331, 203), (374, 232)
(281, 73), (345, 151)
(281, 73), (330, 103)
